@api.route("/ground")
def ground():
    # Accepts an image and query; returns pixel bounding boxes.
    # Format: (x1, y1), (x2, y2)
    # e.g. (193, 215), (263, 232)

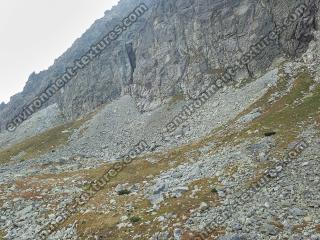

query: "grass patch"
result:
(251, 70), (318, 148)
(211, 188), (218, 194)
(270, 220), (285, 231)
(0, 230), (5, 240)
(292, 222), (308, 233)
(74, 213), (119, 238)
(56, 143), (205, 238)
(234, 68), (319, 154)
(224, 163), (239, 177)
(0, 115), (91, 165)
(157, 178), (220, 217)
(59, 157), (221, 239)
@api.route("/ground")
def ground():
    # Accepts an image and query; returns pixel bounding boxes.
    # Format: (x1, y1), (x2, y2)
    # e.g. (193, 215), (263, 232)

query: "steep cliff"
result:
(0, 0), (318, 128)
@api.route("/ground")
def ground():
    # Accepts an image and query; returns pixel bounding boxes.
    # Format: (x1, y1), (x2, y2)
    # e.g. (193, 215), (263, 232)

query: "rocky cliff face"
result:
(0, 0), (318, 128)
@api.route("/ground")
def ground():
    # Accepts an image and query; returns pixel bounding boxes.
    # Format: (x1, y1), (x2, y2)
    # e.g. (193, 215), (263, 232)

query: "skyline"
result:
(0, 0), (119, 104)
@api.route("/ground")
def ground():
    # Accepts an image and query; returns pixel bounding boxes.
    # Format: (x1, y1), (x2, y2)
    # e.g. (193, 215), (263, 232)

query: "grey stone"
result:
(261, 223), (278, 236)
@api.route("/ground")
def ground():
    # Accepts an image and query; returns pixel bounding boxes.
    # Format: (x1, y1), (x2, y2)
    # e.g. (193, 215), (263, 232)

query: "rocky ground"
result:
(1, 27), (320, 240)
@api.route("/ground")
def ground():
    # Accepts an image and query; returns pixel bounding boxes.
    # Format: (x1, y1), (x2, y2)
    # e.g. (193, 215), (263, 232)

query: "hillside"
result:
(0, 0), (320, 239)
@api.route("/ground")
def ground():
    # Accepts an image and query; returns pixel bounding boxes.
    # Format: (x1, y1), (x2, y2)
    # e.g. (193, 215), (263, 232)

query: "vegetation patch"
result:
(129, 216), (141, 223)
(0, 230), (5, 240)
(59, 165), (221, 239)
(117, 189), (131, 195)
(224, 163), (239, 177)
(74, 213), (119, 239)
(156, 178), (220, 220)
(211, 188), (218, 194)
(0, 115), (91, 165)
(234, 68), (319, 154)
(292, 222), (309, 233)
(264, 131), (276, 137)
(270, 220), (285, 231)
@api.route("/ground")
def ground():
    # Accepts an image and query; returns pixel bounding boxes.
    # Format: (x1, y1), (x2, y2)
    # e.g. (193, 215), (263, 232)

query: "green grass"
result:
(129, 216), (141, 223)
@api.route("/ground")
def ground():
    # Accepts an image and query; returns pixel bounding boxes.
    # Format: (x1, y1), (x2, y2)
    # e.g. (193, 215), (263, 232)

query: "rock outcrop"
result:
(0, 0), (318, 129)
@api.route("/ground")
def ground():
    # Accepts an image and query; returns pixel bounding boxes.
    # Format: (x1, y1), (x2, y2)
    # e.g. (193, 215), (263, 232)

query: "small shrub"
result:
(129, 216), (141, 223)
(264, 131), (276, 137)
(211, 188), (218, 194)
(118, 189), (131, 195)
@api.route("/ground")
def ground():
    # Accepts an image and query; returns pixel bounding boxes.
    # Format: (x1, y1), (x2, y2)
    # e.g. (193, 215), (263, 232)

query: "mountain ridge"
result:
(0, 0), (318, 131)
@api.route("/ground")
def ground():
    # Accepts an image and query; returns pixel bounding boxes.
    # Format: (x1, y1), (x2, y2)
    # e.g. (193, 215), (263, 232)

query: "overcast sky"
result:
(0, 0), (119, 103)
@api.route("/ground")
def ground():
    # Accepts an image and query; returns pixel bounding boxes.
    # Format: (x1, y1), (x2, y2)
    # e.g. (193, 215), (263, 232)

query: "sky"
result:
(0, 0), (119, 103)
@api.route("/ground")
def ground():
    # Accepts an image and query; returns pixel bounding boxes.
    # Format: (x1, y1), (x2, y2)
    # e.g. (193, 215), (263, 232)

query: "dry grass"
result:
(158, 178), (220, 216)
(234, 68), (319, 154)
(224, 163), (239, 177)
(0, 230), (5, 240)
(246, 172), (266, 188)
(270, 219), (285, 231)
(292, 222), (308, 233)
(11, 176), (67, 201)
(0, 115), (91, 165)
(70, 177), (221, 239)
(55, 151), (222, 239)
(74, 213), (119, 238)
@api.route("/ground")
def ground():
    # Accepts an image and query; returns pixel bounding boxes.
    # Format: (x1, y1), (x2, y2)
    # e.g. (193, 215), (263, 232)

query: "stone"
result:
(261, 223), (278, 236)
(173, 228), (182, 240)
(199, 202), (209, 211)
(153, 183), (168, 195)
(290, 208), (305, 217)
